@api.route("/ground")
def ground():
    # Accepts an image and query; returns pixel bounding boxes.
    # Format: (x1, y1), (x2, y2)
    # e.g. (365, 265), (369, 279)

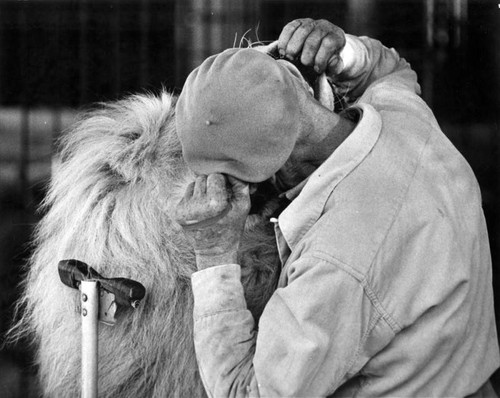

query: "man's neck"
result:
(276, 111), (358, 192)
(296, 111), (358, 167)
(314, 113), (357, 164)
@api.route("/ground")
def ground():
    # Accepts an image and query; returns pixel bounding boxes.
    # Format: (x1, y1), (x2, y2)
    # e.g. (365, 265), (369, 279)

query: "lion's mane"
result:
(11, 91), (280, 397)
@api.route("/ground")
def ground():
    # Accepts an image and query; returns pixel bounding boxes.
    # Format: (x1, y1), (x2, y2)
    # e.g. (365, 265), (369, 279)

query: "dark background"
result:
(0, 0), (499, 396)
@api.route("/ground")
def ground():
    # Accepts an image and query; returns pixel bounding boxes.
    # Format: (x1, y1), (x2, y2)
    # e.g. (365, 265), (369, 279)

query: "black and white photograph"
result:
(0, 0), (499, 397)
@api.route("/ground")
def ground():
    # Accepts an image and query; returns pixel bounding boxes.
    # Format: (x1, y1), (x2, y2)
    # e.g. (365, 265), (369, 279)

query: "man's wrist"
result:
(333, 34), (369, 82)
(195, 250), (238, 270)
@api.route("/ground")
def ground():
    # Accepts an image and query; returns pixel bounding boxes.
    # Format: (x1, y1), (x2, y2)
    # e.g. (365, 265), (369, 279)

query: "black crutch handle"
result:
(58, 259), (146, 308)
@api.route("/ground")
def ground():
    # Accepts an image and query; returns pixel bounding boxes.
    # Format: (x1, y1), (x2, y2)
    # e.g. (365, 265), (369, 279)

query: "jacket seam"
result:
(360, 133), (432, 330)
(310, 250), (401, 333)
(308, 251), (398, 394)
(194, 308), (250, 322)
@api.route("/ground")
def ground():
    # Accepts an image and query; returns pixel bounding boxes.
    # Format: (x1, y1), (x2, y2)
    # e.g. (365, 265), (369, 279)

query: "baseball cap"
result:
(175, 48), (303, 183)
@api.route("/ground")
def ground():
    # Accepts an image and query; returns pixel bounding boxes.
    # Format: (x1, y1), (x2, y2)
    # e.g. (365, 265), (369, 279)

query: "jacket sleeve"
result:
(334, 34), (421, 102)
(191, 255), (385, 397)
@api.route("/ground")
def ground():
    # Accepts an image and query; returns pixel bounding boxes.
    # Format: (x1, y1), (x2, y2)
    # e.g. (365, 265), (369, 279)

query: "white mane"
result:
(10, 90), (279, 397)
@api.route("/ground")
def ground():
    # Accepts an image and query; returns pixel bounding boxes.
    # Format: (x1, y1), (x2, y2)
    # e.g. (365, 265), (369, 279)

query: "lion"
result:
(9, 90), (281, 397)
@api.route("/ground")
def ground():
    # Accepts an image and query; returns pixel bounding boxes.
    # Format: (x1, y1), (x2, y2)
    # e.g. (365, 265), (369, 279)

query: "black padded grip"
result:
(58, 259), (146, 308)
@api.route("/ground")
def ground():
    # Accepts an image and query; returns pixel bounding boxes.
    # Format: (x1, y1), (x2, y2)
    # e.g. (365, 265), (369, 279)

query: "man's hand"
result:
(278, 18), (346, 77)
(173, 173), (250, 270)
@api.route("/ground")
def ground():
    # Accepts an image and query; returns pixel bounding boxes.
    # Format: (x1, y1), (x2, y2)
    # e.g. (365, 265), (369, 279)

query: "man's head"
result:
(175, 47), (334, 183)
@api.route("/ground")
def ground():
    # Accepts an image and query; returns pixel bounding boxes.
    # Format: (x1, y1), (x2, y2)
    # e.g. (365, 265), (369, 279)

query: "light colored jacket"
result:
(191, 34), (500, 397)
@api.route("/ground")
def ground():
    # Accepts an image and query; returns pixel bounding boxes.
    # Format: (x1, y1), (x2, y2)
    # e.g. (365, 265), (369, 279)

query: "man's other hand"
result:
(173, 173), (250, 270)
(278, 18), (346, 77)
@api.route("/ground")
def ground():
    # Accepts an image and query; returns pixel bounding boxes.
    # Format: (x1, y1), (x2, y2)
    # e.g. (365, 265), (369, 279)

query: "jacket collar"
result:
(278, 103), (382, 251)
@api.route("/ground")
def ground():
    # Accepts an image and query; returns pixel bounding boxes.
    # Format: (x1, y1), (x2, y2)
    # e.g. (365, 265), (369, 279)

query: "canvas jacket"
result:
(190, 34), (500, 397)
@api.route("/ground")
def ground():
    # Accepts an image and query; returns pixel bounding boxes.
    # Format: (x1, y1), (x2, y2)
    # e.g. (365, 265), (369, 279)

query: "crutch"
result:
(58, 259), (146, 398)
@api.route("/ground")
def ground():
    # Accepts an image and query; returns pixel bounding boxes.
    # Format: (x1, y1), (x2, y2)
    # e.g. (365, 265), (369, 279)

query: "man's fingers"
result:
(300, 29), (328, 67)
(193, 174), (207, 197)
(326, 54), (344, 76)
(206, 173), (229, 209)
(226, 176), (250, 203)
(277, 19), (303, 56)
(284, 21), (316, 60)
(206, 173), (226, 194)
(278, 19), (346, 76)
(183, 181), (195, 201)
(314, 33), (345, 74)
(314, 35), (337, 74)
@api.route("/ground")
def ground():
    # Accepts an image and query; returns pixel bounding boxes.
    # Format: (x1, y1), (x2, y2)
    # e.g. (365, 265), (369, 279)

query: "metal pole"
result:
(80, 280), (99, 398)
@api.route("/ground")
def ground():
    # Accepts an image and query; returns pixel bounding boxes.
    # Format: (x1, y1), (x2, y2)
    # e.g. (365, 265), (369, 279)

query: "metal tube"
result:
(80, 280), (99, 398)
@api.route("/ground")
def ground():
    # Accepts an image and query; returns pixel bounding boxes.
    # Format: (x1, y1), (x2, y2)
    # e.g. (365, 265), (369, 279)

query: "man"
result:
(173, 19), (499, 396)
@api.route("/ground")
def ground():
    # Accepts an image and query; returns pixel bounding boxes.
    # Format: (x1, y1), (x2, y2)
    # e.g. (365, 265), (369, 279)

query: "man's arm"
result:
(190, 254), (372, 397)
(173, 175), (385, 397)
(334, 35), (421, 100)
(172, 20), (416, 396)
(277, 19), (420, 102)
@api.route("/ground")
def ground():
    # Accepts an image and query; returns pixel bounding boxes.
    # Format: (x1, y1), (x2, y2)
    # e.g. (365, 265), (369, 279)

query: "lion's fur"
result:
(10, 91), (280, 397)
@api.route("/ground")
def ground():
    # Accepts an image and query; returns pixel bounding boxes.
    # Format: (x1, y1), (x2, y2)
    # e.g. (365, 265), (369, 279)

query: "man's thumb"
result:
(226, 175), (250, 202)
